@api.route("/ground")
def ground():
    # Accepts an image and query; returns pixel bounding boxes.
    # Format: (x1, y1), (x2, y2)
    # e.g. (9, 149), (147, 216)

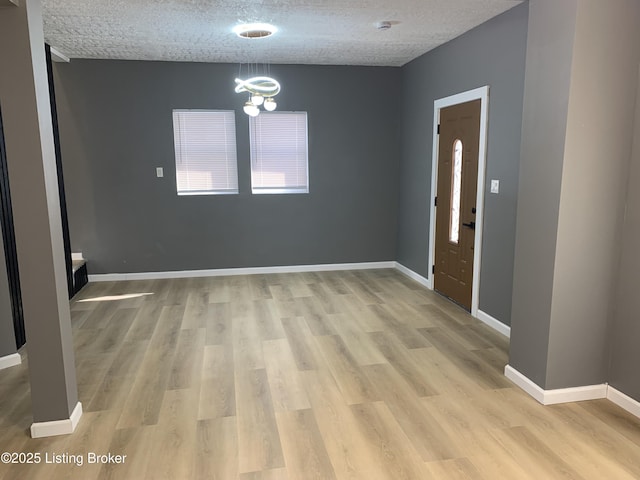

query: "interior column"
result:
(0, 0), (81, 436)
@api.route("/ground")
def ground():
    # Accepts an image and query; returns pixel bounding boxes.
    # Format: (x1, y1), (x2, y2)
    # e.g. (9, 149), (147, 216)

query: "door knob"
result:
(462, 221), (476, 230)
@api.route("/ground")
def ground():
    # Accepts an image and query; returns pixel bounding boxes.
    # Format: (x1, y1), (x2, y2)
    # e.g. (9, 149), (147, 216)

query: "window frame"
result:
(172, 109), (239, 196)
(249, 111), (309, 195)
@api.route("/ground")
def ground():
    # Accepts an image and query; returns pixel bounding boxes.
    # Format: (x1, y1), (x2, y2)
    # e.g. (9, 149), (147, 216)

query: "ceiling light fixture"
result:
(233, 23), (281, 115)
(235, 75), (281, 116)
(233, 23), (277, 39)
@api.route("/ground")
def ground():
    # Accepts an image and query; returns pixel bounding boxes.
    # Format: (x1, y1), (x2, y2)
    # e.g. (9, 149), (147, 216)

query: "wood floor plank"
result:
(235, 368), (285, 473)
(238, 468), (290, 480)
(181, 290), (210, 330)
(297, 296), (337, 336)
(198, 345), (235, 420)
(349, 401), (431, 480)
(409, 345), (485, 399)
(49, 410), (120, 480)
(252, 299), (286, 341)
(488, 426), (584, 479)
(205, 302), (232, 346)
(302, 369), (387, 479)
(286, 273), (314, 298)
(116, 306), (184, 428)
(314, 335), (380, 405)
(321, 271), (352, 295)
(263, 339), (311, 412)
(423, 458), (486, 480)
(196, 416), (238, 480)
(207, 277), (231, 304)
(545, 402), (640, 479)
(123, 301), (163, 343)
(414, 303), (470, 329)
(341, 272), (384, 305)
(363, 363), (461, 462)
(418, 327), (511, 390)
(86, 341), (149, 412)
(280, 317), (319, 371)
(306, 282), (341, 314)
(168, 328), (205, 390)
(370, 304), (432, 349)
(368, 331), (440, 397)
(249, 275), (273, 301)
(99, 425), (157, 480)
(327, 313), (388, 366)
(276, 409), (337, 479)
(333, 293), (387, 333)
(3, 269), (640, 480)
(267, 283), (294, 303)
(144, 388), (199, 480)
(232, 316), (265, 371)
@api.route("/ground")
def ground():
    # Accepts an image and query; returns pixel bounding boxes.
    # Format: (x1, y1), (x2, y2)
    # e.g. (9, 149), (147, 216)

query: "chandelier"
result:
(234, 76), (280, 116)
(233, 22), (280, 116)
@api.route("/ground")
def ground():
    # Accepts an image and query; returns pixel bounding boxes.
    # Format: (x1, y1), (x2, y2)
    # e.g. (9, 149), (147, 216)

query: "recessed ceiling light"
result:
(233, 23), (278, 39)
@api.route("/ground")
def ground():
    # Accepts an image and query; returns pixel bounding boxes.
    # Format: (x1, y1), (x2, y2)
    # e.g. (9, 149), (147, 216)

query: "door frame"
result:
(428, 86), (489, 317)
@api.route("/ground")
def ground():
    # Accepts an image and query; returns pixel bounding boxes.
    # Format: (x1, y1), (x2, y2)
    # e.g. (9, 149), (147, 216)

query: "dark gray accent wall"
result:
(397, 3), (528, 325)
(609, 65), (640, 402)
(54, 62), (402, 274)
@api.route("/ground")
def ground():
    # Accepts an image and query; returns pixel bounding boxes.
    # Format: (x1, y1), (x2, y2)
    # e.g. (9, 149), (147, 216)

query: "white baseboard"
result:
(543, 384), (608, 405)
(30, 402), (83, 438)
(394, 263), (513, 339)
(0, 353), (21, 370)
(477, 310), (510, 338)
(88, 261), (396, 282)
(394, 262), (431, 289)
(71, 252), (84, 261)
(505, 365), (607, 405)
(504, 365), (546, 403)
(607, 386), (640, 419)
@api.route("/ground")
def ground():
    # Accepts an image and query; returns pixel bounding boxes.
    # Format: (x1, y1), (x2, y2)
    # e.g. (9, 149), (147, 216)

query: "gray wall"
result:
(397, 3), (528, 325)
(546, 0), (640, 389)
(54, 62), (402, 274)
(510, 0), (640, 391)
(609, 64), (640, 401)
(509, 0), (577, 388)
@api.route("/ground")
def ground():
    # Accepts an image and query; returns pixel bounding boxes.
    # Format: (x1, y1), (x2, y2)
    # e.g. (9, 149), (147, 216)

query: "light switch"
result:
(156, 167), (164, 178)
(490, 179), (499, 194)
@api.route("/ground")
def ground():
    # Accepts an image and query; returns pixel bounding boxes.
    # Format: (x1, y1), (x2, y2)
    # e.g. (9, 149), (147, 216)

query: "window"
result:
(172, 110), (238, 195)
(249, 111), (309, 194)
(450, 139), (463, 244)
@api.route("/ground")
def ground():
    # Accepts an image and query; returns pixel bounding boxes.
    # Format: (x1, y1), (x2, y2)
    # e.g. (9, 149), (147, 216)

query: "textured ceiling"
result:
(41, 0), (524, 67)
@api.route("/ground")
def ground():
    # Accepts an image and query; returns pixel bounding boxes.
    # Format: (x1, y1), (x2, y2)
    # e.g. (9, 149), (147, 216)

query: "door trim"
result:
(428, 86), (489, 317)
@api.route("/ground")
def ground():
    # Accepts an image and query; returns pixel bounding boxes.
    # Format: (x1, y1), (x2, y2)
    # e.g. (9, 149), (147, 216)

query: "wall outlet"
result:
(490, 179), (499, 194)
(156, 167), (164, 178)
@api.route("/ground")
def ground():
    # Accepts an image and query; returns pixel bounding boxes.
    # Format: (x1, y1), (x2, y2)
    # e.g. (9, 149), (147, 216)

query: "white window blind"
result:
(249, 112), (309, 194)
(172, 109), (238, 195)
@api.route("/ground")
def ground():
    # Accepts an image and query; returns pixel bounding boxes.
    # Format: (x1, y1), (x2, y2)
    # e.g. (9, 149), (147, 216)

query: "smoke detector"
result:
(376, 21), (392, 31)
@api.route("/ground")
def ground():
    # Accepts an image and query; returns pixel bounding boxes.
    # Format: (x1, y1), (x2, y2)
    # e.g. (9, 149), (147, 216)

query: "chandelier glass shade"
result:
(235, 76), (280, 116)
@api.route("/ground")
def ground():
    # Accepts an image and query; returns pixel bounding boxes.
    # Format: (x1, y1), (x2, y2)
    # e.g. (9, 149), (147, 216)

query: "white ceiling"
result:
(41, 0), (524, 67)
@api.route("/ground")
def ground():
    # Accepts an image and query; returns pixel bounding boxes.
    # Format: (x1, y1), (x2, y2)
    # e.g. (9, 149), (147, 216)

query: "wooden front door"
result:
(434, 99), (481, 311)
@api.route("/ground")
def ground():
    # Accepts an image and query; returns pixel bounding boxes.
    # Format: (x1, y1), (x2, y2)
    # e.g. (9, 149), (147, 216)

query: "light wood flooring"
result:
(1, 269), (640, 479)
